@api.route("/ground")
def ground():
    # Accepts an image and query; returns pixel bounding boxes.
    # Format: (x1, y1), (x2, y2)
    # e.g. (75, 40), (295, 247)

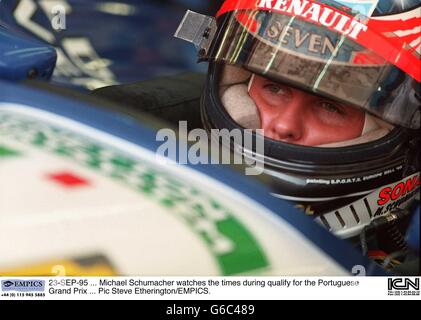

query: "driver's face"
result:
(249, 75), (365, 146)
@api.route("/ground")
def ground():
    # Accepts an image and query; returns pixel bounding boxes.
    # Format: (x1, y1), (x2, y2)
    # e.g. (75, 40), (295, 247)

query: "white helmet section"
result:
(0, 104), (348, 276)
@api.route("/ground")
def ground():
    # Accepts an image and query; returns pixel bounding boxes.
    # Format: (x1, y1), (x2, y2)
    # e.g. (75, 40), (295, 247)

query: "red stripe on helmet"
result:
(217, 0), (421, 82)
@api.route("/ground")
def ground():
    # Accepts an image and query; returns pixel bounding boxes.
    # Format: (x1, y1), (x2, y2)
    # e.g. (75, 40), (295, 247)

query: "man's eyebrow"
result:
(263, 79), (284, 86)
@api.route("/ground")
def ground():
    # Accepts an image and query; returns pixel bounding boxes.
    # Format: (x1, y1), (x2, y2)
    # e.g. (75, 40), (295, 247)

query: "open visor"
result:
(176, 5), (421, 129)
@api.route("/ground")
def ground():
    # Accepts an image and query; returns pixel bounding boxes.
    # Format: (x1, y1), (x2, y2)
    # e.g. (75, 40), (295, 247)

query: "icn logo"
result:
(388, 278), (420, 296)
(388, 278), (420, 291)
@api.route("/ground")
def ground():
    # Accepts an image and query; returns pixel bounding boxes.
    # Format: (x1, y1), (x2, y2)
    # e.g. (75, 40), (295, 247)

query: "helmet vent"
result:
(319, 215), (331, 231)
(335, 211), (346, 228)
(350, 205), (361, 224)
(363, 198), (373, 218)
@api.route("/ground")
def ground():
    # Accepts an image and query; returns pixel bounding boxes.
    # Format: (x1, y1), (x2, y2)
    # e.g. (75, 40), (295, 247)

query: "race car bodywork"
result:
(0, 23), (56, 81)
(0, 0), (206, 89)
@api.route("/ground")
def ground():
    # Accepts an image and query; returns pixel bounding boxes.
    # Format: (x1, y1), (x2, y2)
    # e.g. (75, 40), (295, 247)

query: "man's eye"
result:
(264, 84), (288, 96)
(320, 101), (344, 114)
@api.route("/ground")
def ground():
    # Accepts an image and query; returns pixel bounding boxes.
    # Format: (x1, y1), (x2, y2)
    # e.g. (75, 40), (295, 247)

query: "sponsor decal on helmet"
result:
(255, 0), (368, 40)
(377, 174), (420, 206)
(217, 0), (421, 81)
(318, 172), (420, 238)
(253, 11), (376, 64)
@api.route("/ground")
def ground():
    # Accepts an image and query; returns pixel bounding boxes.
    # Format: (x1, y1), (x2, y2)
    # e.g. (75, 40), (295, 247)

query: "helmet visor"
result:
(206, 5), (420, 129)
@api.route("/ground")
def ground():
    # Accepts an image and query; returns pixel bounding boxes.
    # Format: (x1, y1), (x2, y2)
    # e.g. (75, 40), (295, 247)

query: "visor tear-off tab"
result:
(174, 10), (217, 56)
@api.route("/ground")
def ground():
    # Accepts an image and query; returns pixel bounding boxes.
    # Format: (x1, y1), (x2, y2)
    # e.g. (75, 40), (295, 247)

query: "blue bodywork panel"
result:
(0, 0), (208, 89)
(0, 25), (56, 80)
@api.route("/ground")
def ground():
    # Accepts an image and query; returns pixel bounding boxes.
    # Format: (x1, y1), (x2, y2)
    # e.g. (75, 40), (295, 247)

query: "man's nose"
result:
(265, 102), (304, 142)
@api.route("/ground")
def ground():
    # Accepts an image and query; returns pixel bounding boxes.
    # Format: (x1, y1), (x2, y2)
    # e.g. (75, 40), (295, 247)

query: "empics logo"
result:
(1, 280), (45, 292)
(2, 281), (14, 288)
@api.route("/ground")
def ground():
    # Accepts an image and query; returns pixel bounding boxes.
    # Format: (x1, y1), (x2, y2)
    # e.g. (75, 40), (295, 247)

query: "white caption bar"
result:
(0, 277), (420, 300)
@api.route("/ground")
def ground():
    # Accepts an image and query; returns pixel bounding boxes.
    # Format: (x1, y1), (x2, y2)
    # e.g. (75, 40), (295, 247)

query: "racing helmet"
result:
(176, 0), (421, 240)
